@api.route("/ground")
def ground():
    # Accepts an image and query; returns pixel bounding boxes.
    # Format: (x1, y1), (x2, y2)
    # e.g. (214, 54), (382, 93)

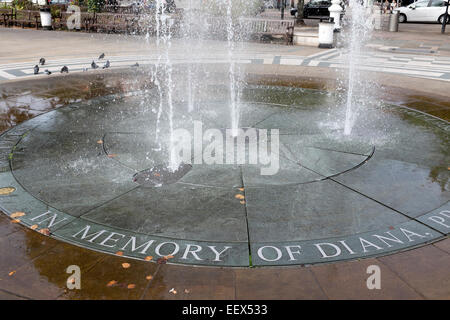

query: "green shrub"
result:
(87, 0), (104, 12)
(50, 5), (61, 18)
(11, 0), (33, 10)
(70, 0), (86, 7)
(1, 2), (12, 9)
(204, 0), (265, 18)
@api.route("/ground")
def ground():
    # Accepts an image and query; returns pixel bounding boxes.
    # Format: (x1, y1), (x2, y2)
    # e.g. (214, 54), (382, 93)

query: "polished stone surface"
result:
(0, 82), (448, 267)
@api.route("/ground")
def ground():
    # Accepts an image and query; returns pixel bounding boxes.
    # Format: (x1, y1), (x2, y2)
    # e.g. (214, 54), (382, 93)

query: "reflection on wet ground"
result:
(0, 71), (449, 299)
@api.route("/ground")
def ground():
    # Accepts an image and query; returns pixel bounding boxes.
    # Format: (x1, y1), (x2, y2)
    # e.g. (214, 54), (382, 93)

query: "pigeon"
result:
(91, 61), (98, 69)
(34, 65), (39, 74)
(131, 62), (139, 67)
(98, 53), (105, 59)
(102, 60), (110, 69)
(44, 69), (51, 75)
(39, 58), (45, 65)
(61, 66), (69, 73)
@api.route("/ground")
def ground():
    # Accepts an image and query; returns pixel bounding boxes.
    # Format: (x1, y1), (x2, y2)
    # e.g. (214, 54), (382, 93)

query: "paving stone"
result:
(144, 264), (235, 300)
(378, 245), (450, 299)
(310, 258), (422, 299)
(235, 267), (327, 299)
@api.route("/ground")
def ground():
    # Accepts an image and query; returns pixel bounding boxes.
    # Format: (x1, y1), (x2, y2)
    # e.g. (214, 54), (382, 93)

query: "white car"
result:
(394, 0), (449, 24)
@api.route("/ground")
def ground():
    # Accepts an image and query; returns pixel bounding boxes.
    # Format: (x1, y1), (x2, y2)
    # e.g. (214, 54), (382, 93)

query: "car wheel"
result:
(438, 14), (450, 24)
(398, 13), (407, 23)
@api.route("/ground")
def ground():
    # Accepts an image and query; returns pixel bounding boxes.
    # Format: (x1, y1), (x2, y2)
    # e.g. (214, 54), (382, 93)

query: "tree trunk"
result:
(296, 0), (305, 25)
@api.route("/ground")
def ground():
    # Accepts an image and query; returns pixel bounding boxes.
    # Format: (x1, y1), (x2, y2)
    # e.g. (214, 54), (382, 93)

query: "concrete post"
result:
(328, 0), (343, 31)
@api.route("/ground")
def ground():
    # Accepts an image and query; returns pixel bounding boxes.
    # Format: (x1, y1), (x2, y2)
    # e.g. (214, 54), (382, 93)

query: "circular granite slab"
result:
(0, 85), (448, 267)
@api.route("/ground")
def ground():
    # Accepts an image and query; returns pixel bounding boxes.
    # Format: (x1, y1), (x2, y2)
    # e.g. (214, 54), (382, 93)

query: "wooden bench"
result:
(14, 10), (41, 29)
(52, 11), (93, 31)
(52, 11), (69, 30)
(239, 18), (295, 45)
(87, 13), (132, 33)
(127, 15), (150, 35)
(0, 8), (14, 27)
(81, 12), (96, 31)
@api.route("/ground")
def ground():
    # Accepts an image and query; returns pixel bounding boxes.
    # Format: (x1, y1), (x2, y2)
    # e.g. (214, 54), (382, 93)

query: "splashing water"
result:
(343, 0), (374, 135)
(226, 0), (240, 137)
(186, 0), (195, 113)
(153, 0), (177, 171)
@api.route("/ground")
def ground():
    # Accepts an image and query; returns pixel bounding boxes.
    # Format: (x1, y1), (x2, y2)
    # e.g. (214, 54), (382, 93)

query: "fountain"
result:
(342, 0), (375, 135)
(0, 0), (448, 268)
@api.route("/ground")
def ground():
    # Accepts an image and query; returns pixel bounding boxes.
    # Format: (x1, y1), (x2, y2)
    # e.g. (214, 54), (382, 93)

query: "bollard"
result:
(39, 7), (52, 30)
(328, 0), (343, 31)
(318, 20), (335, 48)
(389, 12), (399, 32)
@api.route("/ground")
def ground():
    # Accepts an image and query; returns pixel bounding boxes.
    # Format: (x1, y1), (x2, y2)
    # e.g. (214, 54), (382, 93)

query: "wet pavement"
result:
(0, 70), (449, 299)
(1, 209), (449, 299)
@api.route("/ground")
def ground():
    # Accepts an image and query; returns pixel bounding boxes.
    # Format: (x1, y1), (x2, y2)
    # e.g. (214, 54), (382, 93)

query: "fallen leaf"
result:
(106, 280), (117, 287)
(164, 255), (174, 260)
(235, 194), (245, 200)
(115, 251), (123, 256)
(153, 173), (161, 177)
(122, 263), (131, 269)
(11, 219), (20, 224)
(107, 154), (117, 158)
(144, 256), (153, 261)
(10, 212), (25, 218)
(39, 228), (50, 236)
(157, 258), (167, 264)
(127, 284), (136, 289)
(30, 224), (38, 230)
(97, 140), (103, 144)
(238, 188), (244, 191)
(169, 288), (177, 294)
(240, 200), (246, 205)
(184, 289), (191, 294)
(0, 187), (15, 195)
(8, 271), (16, 276)
(146, 275), (153, 280)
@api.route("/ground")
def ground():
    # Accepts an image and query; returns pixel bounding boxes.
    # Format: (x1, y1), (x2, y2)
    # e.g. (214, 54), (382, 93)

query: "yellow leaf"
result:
(164, 255), (174, 260)
(0, 187), (15, 195)
(106, 280), (117, 287)
(240, 200), (246, 204)
(235, 194), (245, 200)
(115, 251), (123, 256)
(39, 228), (50, 236)
(238, 188), (244, 191)
(146, 275), (153, 280)
(97, 140), (103, 144)
(144, 256), (153, 261)
(122, 263), (131, 269)
(10, 212), (25, 218)
(11, 219), (20, 224)
(127, 284), (136, 289)
(30, 224), (38, 230)
(8, 271), (16, 276)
